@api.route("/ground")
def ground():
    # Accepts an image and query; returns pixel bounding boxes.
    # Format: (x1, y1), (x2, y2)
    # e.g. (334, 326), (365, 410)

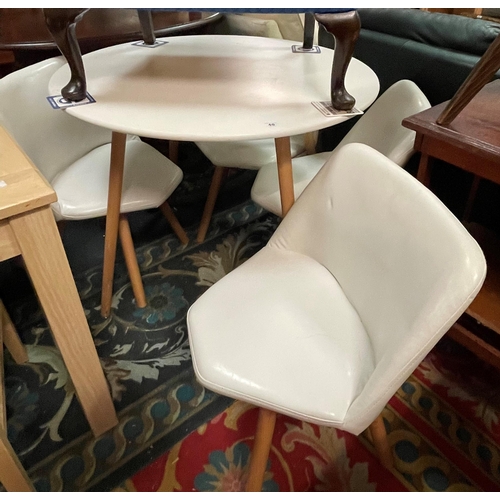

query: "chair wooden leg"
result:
(118, 214), (147, 309)
(159, 201), (189, 245)
(369, 414), (393, 469)
(168, 140), (179, 164)
(245, 408), (277, 492)
(0, 301), (28, 365)
(0, 304), (33, 491)
(275, 137), (295, 217)
(101, 131), (127, 318)
(0, 434), (33, 492)
(197, 165), (226, 243)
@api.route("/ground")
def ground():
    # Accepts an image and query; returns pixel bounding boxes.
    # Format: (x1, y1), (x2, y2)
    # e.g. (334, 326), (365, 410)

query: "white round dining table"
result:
(49, 34), (380, 316)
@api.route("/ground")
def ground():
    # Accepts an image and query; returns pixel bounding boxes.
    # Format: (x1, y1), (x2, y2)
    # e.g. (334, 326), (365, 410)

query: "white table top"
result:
(49, 35), (380, 142)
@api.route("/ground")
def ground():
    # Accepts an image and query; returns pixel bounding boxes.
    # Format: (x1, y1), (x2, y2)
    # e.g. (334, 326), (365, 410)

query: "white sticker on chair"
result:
(0, 180), (7, 188)
(312, 101), (364, 118)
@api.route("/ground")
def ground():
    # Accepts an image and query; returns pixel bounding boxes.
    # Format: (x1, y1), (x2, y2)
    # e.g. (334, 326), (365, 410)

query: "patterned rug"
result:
(118, 338), (500, 492)
(3, 199), (279, 492)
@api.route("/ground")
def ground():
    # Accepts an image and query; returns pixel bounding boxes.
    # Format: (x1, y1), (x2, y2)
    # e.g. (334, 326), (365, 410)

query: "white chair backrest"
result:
(269, 143), (486, 433)
(337, 80), (431, 166)
(0, 56), (111, 182)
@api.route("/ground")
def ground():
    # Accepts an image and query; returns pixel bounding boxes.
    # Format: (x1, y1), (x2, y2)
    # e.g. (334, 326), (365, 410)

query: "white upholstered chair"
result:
(0, 56), (188, 308)
(194, 135), (307, 242)
(251, 79), (431, 217)
(187, 143), (486, 491)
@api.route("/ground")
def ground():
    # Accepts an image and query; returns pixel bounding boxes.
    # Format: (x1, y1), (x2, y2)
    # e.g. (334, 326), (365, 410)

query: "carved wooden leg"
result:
(245, 408), (277, 492)
(197, 166), (226, 243)
(437, 34), (500, 125)
(368, 414), (393, 469)
(302, 12), (316, 50)
(275, 136), (295, 217)
(43, 8), (89, 102)
(315, 11), (361, 111)
(137, 9), (156, 45)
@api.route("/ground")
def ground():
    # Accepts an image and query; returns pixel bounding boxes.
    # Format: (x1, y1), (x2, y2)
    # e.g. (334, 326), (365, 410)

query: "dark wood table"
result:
(403, 79), (500, 369)
(0, 8), (221, 72)
(0, 8), (220, 50)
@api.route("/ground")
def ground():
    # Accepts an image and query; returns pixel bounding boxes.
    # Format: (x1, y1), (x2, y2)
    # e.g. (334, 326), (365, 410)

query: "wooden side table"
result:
(0, 126), (118, 437)
(402, 79), (500, 368)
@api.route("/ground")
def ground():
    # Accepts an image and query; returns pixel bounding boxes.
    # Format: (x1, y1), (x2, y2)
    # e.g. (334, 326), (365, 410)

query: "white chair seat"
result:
(188, 246), (376, 426)
(251, 151), (331, 216)
(51, 139), (183, 220)
(251, 80), (431, 217)
(196, 135), (306, 170)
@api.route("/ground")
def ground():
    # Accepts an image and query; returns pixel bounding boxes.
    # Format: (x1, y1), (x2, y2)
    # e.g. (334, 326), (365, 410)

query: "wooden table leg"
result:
(275, 136), (295, 217)
(416, 152), (434, 188)
(101, 131), (127, 318)
(9, 206), (118, 437)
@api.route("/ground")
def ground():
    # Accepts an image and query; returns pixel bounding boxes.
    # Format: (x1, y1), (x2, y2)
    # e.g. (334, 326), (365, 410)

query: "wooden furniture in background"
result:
(42, 8), (362, 112)
(0, 301), (32, 491)
(402, 79), (500, 369)
(0, 126), (118, 445)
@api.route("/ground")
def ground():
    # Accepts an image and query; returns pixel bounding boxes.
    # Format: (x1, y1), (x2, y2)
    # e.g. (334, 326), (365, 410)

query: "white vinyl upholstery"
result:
(195, 135), (306, 170)
(251, 80), (431, 217)
(0, 56), (183, 221)
(187, 143), (486, 435)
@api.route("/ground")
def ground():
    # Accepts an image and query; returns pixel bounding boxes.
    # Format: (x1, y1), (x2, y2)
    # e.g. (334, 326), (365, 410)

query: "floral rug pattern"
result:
(119, 339), (500, 492)
(3, 200), (279, 491)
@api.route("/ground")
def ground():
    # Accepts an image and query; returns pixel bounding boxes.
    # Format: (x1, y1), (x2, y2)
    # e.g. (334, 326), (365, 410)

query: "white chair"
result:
(0, 56), (188, 309)
(187, 143), (486, 491)
(251, 79), (431, 217)
(193, 135), (308, 242)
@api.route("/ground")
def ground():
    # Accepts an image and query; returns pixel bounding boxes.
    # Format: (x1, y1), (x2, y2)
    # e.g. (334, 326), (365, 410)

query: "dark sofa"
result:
(318, 8), (500, 232)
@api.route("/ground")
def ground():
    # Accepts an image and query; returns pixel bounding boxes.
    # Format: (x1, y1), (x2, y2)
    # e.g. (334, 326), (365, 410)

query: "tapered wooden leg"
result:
(168, 140), (179, 165)
(118, 215), (147, 309)
(369, 414), (393, 469)
(304, 131), (317, 155)
(275, 137), (295, 217)
(0, 313), (31, 492)
(0, 301), (28, 365)
(463, 175), (481, 222)
(160, 201), (189, 245)
(197, 165), (226, 243)
(0, 434), (33, 492)
(101, 131), (127, 318)
(245, 408), (277, 492)
(416, 152), (434, 188)
(9, 206), (118, 437)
